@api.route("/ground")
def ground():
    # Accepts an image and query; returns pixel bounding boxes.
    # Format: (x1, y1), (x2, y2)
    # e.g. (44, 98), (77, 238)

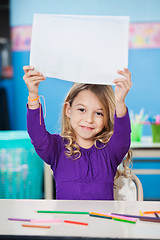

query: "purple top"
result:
(27, 106), (131, 200)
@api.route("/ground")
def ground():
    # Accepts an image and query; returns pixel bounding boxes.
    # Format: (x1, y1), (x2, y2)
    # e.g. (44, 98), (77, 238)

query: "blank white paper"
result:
(30, 14), (129, 85)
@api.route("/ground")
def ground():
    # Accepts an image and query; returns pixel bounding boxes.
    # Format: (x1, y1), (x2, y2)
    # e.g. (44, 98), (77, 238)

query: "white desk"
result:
(0, 199), (160, 239)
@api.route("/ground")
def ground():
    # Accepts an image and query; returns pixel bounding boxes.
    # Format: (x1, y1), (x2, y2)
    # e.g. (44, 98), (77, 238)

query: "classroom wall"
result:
(8, 0), (160, 135)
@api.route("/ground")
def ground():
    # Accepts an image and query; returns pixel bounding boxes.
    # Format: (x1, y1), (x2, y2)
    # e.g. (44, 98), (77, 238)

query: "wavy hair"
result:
(61, 83), (132, 176)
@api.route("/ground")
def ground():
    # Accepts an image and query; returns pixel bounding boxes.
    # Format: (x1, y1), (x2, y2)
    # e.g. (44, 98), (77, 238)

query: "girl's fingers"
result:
(23, 75), (45, 83)
(123, 68), (131, 77)
(28, 79), (45, 86)
(114, 80), (128, 89)
(114, 69), (132, 86)
(114, 78), (130, 86)
(23, 66), (34, 73)
(124, 67), (131, 75)
(114, 78), (131, 91)
(117, 68), (131, 81)
(25, 70), (44, 78)
(117, 71), (130, 80)
(23, 66), (45, 79)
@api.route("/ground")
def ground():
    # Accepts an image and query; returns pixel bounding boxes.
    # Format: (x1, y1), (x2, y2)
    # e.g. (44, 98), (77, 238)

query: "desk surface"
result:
(1, 199), (160, 240)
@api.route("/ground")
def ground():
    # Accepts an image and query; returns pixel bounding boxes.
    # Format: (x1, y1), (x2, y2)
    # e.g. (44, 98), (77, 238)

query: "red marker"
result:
(64, 220), (88, 226)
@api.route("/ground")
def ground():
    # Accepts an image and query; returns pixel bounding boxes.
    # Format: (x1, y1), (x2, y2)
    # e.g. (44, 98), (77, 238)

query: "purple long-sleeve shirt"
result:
(27, 106), (131, 200)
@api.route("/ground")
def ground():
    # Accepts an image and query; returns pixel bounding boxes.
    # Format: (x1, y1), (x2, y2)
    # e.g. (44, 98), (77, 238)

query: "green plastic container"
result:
(131, 123), (143, 142)
(0, 131), (44, 199)
(151, 125), (160, 142)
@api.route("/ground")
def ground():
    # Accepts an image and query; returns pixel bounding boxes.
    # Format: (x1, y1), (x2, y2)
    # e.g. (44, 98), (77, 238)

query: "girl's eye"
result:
(78, 108), (85, 112)
(96, 112), (104, 116)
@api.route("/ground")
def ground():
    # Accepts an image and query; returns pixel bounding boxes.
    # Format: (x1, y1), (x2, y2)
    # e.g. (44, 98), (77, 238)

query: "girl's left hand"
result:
(113, 68), (132, 104)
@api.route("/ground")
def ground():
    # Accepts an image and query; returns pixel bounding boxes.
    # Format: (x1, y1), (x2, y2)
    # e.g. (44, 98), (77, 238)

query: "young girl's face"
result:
(65, 89), (106, 148)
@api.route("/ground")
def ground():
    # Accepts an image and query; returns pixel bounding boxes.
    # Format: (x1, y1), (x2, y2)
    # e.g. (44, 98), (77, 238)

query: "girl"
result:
(23, 66), (132, 200)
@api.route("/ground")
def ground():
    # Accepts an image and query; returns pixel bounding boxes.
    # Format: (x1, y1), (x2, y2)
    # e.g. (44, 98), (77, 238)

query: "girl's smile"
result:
(80, 125), (95, 131)
(65, 89), (106, 149)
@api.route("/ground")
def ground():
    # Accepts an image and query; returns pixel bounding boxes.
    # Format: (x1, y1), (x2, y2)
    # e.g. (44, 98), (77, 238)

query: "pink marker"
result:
(31, 219), (62, 223)
(110, 214), (137, 222)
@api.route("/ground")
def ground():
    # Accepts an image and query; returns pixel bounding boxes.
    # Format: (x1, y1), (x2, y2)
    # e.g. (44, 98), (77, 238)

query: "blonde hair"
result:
(61, 83), (132, 176)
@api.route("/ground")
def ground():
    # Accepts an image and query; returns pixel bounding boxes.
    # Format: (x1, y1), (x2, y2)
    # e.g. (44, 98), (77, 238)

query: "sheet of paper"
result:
(30, 14), (129, 85)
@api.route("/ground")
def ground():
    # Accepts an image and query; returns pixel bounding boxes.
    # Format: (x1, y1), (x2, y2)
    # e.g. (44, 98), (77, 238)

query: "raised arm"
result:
(23, 66), (59, 166)
(113, 68), (132, 118)
(23, 65), (46, 109)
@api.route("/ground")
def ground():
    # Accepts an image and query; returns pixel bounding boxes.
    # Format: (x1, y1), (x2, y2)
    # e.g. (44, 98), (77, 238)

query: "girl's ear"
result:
(65, 102), (71, 118)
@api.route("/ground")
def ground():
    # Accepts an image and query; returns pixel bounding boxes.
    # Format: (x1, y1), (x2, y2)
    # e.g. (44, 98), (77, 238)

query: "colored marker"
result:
(89, 212), (136, 221)
(22, 224), (50, 229)
(139, 211), (143, 216)
(113, 218), (136, 224)
(8, 218), (31, 222)
(154, 212), (159, 218)
(111, 213), (160, 220)
(110, 214), (136, 222)
(140, 218), (160, 223)
(89, 212), (112, 219)
(31, 219), (62, 223)
(143, 211), (160, 214)
(64, 220), (88, 226)
(36, 210), (89, 214)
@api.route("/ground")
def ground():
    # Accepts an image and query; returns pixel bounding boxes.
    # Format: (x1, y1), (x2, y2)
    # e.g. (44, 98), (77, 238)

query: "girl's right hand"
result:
(23, 66), (46, 96)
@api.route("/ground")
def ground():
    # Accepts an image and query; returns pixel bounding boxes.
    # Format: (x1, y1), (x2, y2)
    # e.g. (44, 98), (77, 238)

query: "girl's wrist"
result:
(28, 101), (40, 109)
(115, 102), (127, 118)
(29, 92), (39, 99)
(28, 93), (40, 109)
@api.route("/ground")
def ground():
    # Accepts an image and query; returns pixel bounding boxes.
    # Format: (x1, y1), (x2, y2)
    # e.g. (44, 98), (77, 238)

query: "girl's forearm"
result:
(115, 102), (127, 118)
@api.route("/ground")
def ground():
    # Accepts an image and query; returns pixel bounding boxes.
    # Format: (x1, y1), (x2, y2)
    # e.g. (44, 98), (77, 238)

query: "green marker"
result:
(113, 218), (136, 224)
(36, 210), (89, 214)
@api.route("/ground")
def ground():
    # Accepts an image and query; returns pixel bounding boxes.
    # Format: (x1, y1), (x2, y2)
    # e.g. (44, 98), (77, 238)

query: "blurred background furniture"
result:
(0, 131), (44, 199)
(0, 88), (10, 130)
(131, 138), (160, 200)
(114, 172), (143, 201)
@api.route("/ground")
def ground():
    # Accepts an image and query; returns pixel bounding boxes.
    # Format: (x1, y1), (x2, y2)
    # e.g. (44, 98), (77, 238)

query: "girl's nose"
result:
(86, 113), (93, 123)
